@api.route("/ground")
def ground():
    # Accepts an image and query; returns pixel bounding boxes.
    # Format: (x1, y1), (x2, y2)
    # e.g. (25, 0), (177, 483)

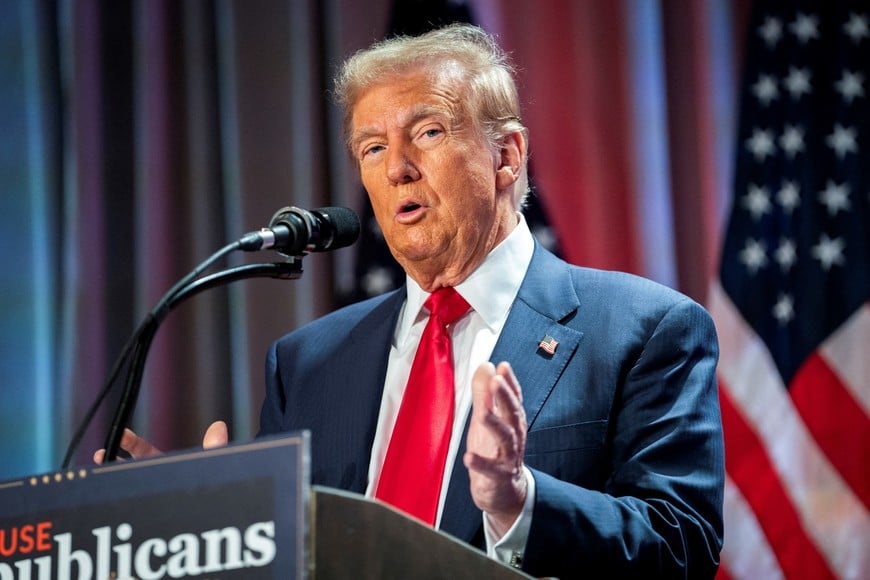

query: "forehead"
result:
(350, 65), (468, 132)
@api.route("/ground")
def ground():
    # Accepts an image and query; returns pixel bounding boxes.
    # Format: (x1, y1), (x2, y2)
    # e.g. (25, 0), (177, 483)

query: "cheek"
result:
(367, 191), (390, 218)
(447, 168), (497, 216)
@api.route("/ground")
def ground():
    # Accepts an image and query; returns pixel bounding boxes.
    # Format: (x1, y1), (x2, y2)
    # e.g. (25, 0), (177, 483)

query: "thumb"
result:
(203, 420), (229, 450)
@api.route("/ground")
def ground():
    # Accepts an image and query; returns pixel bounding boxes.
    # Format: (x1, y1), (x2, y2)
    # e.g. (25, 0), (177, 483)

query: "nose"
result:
(385, 143), (421, 184)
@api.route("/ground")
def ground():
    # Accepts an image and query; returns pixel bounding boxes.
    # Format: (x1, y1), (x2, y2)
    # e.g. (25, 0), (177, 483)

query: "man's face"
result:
(350, 67), (520, 290)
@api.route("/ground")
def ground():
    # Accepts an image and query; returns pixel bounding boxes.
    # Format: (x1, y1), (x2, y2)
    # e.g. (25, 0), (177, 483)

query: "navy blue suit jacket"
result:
(260, 244), (724, 578)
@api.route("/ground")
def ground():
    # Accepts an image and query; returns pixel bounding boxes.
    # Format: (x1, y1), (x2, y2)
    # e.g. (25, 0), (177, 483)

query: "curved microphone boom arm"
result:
(61, 206), (360, 468)
(101, 260), (303, 464)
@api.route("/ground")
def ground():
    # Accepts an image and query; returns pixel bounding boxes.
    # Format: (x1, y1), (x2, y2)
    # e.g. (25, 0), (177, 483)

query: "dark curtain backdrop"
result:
(0, 0), (749, 480)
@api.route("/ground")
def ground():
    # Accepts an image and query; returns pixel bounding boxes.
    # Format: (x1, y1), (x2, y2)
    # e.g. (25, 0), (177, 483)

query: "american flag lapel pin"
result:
(537, 334), (559, 355)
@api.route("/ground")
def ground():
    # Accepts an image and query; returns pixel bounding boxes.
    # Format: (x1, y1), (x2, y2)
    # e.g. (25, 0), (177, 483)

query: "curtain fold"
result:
(1, 0), (746, 481)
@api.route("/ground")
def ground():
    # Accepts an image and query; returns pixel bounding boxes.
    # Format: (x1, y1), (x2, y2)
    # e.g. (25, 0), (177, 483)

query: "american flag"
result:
(537, 335), (558, 356)
(709, 2), (869, 578)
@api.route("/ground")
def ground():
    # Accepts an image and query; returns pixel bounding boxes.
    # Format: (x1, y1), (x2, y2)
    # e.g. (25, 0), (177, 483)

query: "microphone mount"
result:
(61, 205), (359, 468)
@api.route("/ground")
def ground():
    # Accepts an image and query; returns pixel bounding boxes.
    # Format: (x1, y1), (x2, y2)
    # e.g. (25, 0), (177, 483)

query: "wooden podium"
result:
(0, 433), (532, 579)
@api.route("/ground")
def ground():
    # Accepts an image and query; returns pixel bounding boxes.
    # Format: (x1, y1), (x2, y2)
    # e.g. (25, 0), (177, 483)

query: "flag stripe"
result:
(719, 382), (836, 579)
(791, 351), (870, 509)
(820, 303), (870, 416)
(713, 4), (870, 577)
(711, 283), (870, 578)
(720, 475), (785, 580)
(715, 564), (734, 580)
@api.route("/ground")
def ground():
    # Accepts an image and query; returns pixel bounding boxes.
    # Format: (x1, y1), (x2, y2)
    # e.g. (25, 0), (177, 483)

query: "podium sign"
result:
(0, 433), (309, 579)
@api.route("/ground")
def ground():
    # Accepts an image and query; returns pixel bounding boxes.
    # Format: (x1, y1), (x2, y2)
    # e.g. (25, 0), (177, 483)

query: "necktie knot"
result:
(424, 287), (470, 327)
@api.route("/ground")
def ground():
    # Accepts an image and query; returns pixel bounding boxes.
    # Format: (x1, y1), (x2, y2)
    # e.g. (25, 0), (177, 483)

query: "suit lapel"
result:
(317, 289), (405, 493)
(439, 245), (584, 541)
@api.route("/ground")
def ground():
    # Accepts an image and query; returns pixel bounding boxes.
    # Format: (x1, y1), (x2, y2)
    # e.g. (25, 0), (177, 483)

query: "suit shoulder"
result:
(274, 288), (404, 346)
(570, 266), (682, 299)
(522, 245), (710, 323)
(566, 264), (712, 321)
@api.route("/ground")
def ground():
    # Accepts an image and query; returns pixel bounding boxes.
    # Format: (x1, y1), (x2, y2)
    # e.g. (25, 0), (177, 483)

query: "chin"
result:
(390, 232), (441, 259)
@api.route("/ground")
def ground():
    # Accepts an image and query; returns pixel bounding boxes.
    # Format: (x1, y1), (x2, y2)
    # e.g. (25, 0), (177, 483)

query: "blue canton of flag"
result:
(721, 3), (869, 384)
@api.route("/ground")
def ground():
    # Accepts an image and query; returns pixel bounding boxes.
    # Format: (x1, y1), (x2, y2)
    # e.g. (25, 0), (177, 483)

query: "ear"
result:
(495, 131), (527, 191)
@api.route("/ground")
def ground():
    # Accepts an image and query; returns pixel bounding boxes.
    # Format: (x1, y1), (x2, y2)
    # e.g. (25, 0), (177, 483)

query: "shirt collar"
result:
(396, 213), (535, 345)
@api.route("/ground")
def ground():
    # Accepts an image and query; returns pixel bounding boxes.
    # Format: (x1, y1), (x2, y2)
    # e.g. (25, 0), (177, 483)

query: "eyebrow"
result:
(349, 127), (382, 153)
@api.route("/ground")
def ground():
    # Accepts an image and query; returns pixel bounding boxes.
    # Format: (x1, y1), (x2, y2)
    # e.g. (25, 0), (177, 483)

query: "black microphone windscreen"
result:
(314, 207), (361, 250)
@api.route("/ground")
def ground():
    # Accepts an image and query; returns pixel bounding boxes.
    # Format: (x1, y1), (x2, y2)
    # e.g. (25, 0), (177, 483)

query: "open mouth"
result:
(399, 202), (422, 214)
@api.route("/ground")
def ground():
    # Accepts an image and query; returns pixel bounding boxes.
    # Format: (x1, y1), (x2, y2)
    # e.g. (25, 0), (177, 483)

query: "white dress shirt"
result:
(365, 214), (536, 565)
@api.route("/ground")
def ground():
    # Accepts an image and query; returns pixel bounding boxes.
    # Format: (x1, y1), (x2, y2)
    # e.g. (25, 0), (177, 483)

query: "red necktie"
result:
(376, 287), (470, 525)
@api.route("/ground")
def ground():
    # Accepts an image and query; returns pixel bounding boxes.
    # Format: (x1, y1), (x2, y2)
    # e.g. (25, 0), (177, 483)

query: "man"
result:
(106, 24), (724, 578)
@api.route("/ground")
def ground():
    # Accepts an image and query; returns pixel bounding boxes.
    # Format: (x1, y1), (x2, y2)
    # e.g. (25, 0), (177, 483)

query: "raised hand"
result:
(463, 361), (528, 537)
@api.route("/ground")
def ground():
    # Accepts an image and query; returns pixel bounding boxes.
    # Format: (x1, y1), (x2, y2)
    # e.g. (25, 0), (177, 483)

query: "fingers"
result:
(94, 422), (230, 466)
(471, 361), (497, 414)
(483, 363), (526, 442)
(492, 368), (526, 442)
(203, 420), (229, 449)
(465, 361), (528, 522)
(466, 361), (527, 471)
(495, 361), (522, 404)
(471, 361), (522, 415)
(92, 428), (161, 464)
(121, 428), (163, 458)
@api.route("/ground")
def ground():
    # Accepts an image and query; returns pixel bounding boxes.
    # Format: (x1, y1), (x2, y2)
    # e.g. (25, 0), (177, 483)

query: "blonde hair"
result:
(334, 23), (529, 207)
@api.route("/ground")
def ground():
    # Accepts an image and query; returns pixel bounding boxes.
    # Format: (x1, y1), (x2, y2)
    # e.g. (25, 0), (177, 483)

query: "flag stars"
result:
(363, 266), (396, 296)
(532, 225), (558, 252)
(743, 185), (772, 220)
(811, 234), (846, 270)
(843, 13), (869, 43)
(758, 16), (784, 47)
(790, 13), (820, 43)
(774, 238), (797, 272)
(784, 67), (812, 99)
(818, 180), (851, 216)
(777, 181), (801, 213)
(753, 74), (780, 105)
(779, 125), (805, 158)
(740, 239), (768, 274)
(772, 293), (795, 326)
(835, 70), (864, 103)
(747, 128), (776, 161)
(826, 125), (858, 159)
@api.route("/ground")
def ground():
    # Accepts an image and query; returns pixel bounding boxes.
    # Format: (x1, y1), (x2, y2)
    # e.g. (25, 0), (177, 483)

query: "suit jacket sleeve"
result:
(520, 290), (723, 579)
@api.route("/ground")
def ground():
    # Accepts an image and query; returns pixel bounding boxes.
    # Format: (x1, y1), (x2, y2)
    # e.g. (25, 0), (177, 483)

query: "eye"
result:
(361, 143), (385, 159)
(421, 127), (443, 140)
(416, 125), (445, 146)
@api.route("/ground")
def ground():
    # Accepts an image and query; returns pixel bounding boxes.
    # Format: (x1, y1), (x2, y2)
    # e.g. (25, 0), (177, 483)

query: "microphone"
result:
(239, 206), (361, 255)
